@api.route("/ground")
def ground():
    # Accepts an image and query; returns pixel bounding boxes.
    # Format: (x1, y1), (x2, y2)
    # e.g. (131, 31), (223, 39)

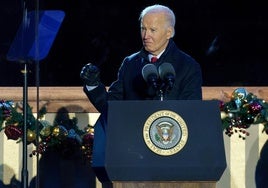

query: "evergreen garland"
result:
(0, 100), (94, 161)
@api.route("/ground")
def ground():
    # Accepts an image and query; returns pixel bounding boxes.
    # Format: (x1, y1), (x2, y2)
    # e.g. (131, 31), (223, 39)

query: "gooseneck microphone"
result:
(158, 62), (176, 90)
(142, 64), (159, 90)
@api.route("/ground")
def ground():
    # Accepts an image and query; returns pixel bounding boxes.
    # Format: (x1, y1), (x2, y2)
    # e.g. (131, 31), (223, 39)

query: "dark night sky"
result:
(0, 0), (268, 86)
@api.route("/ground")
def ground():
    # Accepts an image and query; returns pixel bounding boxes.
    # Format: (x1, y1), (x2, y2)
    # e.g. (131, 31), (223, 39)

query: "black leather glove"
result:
(80, 63), (100, 86)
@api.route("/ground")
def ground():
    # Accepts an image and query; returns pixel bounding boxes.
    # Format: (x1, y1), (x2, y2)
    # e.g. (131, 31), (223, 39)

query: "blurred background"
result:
(0, 0), (267, 87)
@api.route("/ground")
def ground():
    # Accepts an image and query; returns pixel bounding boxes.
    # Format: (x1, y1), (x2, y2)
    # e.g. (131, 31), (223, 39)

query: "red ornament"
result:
(219, 100), (225, 111)
(82, 133), (94, 145)
(249, 101), (263, 115)
(4, 125), (23, 140)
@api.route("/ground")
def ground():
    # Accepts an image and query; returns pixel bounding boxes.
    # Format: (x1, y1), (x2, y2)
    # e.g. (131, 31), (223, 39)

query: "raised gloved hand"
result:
(80, 63), (100, 86)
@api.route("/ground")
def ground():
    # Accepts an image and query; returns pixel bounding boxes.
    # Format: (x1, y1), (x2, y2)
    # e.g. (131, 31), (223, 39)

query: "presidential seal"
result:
(143, 110), (188, 156)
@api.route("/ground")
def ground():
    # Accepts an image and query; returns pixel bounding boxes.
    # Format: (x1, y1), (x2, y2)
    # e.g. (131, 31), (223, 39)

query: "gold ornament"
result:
(40, 120), (52, 137)
(86, 127), (94, 134)
(27, 129), (36, 142)
(52, 126), (60, 136)
(52, 125), (68, 140)
(221, 111), (227, 119)
(40, 126), (51, 137)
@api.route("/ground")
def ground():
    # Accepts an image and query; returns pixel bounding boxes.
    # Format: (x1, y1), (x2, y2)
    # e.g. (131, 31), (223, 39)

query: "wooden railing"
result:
(1, 86), (268, 112)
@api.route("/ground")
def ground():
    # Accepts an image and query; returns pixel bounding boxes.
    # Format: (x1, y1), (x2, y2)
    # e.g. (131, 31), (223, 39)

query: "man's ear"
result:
(166, 26), (173, 39)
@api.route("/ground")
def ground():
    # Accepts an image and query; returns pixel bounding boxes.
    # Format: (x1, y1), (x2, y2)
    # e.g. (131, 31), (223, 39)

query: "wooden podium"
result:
(102, 181), (216, 188)
(92, 100), (226, 188)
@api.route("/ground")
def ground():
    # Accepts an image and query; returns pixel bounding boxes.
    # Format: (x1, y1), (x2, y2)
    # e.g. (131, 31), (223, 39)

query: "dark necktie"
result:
(151, 56), (158, 63)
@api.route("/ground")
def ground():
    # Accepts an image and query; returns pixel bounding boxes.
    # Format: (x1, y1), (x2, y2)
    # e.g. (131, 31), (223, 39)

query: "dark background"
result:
(0, 0), (267, 86)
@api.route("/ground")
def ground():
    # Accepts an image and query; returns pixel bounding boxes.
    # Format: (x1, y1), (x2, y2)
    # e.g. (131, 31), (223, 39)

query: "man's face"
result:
(140, 12), (172, 56)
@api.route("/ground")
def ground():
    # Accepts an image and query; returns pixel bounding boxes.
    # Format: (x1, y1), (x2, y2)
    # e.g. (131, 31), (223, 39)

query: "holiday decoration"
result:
(0, 100), (94, 161)
(220, 88), (268, 139)
(1, 87), (267, 162)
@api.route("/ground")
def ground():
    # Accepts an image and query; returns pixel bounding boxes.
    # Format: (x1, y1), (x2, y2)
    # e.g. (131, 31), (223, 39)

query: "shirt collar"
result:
(148, 49), (165, 61)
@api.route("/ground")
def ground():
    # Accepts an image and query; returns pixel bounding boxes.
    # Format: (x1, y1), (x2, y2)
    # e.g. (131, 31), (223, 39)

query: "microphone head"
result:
(158, 62), (176, 80)
(142, 64), (159, 82)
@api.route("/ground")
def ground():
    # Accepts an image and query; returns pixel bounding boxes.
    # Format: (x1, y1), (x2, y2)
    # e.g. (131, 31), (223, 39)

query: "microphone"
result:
(142, 64), (159, 90)
(158, 62), (176, 90)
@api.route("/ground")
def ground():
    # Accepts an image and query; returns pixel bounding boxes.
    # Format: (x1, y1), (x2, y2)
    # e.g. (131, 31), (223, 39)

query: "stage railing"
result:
(0, 86), (267, 188)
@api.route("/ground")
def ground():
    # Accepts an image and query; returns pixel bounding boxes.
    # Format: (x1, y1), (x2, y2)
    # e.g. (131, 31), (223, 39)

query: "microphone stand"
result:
(157, 82), (166, 101)
(158, 89), (164, 101)
(6, 9), (65, 187)
(157, 78), (175, 101)
(20, 4), (29, 187)
(21, 62), (29, 188)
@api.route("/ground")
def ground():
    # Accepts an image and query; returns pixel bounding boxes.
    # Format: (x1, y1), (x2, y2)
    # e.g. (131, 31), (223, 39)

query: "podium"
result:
(92, 100), (226, 188)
